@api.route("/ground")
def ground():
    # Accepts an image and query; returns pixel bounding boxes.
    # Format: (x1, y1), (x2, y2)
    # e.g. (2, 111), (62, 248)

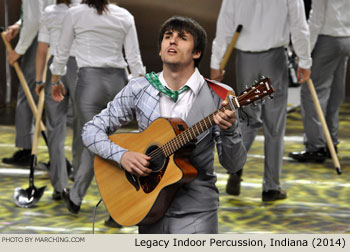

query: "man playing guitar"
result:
(81, 16), (247, 233)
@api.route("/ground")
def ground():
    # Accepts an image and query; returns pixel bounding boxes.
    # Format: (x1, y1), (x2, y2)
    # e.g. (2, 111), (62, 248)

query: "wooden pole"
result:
(32, 89), (45, 155)
(1, 30), (47, 131)
(306, 78), (342, 174)
(219, 24), (243, 71)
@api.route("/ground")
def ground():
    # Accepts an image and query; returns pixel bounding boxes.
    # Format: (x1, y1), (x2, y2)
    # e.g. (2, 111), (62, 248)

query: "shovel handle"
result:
(1, 31), (46, 132)
(306, 79), (342, 174)
(219, 24), (243, 71)
(32, 88), (45, 155)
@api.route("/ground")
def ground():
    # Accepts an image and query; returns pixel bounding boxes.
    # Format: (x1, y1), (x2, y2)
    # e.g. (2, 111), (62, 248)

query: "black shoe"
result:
(2, 149), (32, 166)
(262, 189), (287, 202)
(104, 216), (122, 228)
(226, 173), (242, 196)
(52, 190), (62, 201)
(36, 161), (50, 172)
(326, 145), (338, 158)
(288, 148), (327, 163)
(61, 188), (80, 214)
(66, 160), (75, 182)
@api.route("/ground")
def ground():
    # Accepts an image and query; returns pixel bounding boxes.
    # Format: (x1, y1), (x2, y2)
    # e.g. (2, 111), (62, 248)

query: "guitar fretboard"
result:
(161, 103), (231, 157)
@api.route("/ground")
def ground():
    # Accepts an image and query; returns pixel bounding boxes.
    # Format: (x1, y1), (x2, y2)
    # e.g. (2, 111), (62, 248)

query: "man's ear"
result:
(193, 50), (201, 60)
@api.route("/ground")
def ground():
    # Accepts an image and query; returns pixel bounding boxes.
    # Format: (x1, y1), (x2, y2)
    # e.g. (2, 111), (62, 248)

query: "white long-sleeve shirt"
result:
(211, 0), (312, 69)
(50, 3), (145, 78)
(15, 0), (55, 55)
(308, 0), (350, 51)
(38, 2), (80, 56)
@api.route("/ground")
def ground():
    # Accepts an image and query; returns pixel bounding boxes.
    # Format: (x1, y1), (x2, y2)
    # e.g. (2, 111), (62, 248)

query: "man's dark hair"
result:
(81, 0), (109, 15)
(158, 16), (207, 68)
(57, 0), (71, 5)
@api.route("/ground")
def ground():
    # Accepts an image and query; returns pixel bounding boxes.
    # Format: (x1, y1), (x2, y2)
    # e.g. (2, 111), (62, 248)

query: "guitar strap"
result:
(205, 78), (235, 101)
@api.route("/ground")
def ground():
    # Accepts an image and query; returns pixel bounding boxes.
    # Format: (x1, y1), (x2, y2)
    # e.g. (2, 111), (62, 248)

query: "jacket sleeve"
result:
(212, 89), (247, 173)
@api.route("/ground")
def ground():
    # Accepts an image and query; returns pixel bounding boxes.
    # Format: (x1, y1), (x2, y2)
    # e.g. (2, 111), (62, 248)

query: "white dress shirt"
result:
(211, 0), (312, 69)
(38, 2), (80, 56)
(15, 0), (55, 55)
(159, 68), (205, 120)
(308, 0), (350, 51)
(50, 3), (145, 78)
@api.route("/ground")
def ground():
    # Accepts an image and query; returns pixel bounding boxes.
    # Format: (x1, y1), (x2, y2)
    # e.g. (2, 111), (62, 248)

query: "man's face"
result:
(159, 29), (201, 68)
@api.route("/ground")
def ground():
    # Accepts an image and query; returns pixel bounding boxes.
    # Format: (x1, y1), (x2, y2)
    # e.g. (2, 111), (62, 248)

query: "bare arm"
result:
(35, 42), (49, 95)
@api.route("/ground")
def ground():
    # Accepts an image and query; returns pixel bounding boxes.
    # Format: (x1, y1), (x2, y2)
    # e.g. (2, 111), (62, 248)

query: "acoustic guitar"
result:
(94, 77), (274, 226)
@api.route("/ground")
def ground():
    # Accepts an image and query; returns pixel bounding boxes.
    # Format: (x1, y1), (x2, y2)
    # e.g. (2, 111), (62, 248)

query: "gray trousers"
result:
(15, 38), (38, 149)
(45, 56), (80, 192)
(235, 47), (288, 191)
(70, 67), (127, 205)
(138, 210), (218, 234)
(301, 35), (350, 151)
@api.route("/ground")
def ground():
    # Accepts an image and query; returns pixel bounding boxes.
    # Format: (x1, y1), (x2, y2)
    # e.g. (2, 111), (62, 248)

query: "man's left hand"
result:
(297, 67), (311, 83)
(8, 50), (21, 65)
(213, 100), (236, 130)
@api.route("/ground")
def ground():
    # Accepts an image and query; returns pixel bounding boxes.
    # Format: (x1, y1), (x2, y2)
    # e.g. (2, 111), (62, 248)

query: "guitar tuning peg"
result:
(245, 85), (249, 90)
(260, 75), (266, 80)
(253, 101), (258, 106)
(269, 94), (274, 99)
(261, 99), (266, 104)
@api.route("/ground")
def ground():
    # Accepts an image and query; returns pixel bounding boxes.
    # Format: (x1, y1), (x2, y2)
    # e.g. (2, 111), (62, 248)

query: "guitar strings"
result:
(146, 105), (229, 160)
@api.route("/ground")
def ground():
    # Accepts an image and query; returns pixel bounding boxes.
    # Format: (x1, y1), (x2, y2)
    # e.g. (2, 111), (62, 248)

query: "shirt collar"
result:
(158, 68), (204, 96)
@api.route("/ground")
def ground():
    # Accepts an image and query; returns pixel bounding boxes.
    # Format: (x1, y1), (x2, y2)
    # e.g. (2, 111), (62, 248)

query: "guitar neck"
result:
(161, 103), (233, 157)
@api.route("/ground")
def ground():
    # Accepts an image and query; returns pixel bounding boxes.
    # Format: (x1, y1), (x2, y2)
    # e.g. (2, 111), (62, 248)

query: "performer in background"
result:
(210, 0), (311, 201)
(49, 0), (145, 224)
(35, 0), (81, 201)
(2, 0), (55, 166)
(81, 16), (246, 234)
(289, 0), (350, 162)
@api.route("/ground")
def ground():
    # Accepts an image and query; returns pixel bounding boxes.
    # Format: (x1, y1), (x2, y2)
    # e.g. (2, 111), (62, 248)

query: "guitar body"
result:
(94, 117), (198, 226)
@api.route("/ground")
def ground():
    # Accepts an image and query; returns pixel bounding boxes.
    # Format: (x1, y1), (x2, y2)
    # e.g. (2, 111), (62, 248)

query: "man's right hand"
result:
(35, 83), (45, 96)
(51, 82), (66, 102)
(121, 152), (152, 177)
(4, 24), (20, 42)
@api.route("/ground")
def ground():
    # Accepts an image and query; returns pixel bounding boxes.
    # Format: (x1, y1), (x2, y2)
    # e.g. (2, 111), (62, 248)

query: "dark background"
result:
(0, 0), (349, 109)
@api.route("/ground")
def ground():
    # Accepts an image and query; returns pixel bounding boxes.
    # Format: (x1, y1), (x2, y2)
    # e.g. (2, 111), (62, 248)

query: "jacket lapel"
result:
(185, 82), (217, 143)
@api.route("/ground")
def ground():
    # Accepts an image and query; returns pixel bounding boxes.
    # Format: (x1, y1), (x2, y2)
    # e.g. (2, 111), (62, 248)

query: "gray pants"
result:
(138, 210), (218, 234)
(301, 35), (350, 151)
(235, 47), (288, 191)
(45, 56), (80, 192)
(15, 38), (38, 149)
(70, 67), (127, 206)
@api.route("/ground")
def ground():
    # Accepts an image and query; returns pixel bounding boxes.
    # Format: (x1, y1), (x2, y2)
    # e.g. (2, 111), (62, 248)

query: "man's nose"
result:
(169, 35), (177, 44)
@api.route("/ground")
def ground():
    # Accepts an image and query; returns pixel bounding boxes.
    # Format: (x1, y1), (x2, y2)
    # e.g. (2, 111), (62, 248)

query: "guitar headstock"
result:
(237, 76), (274, 107)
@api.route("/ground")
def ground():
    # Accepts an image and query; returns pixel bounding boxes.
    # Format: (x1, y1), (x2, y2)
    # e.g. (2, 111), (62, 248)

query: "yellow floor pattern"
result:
(0, 104), (349, 234)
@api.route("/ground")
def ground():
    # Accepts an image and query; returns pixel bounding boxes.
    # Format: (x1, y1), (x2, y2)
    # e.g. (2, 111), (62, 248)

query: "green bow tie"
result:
(145, 72), (189, 102)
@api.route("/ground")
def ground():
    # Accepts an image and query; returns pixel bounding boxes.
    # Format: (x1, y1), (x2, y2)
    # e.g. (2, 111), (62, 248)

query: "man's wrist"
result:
(35, 80), (43, 85)
(51, 80), (61, 87)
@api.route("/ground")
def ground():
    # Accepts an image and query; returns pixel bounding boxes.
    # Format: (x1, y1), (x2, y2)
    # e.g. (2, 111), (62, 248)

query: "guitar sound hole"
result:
(140, 145), (168, 193)
(146, 145), (166, 172)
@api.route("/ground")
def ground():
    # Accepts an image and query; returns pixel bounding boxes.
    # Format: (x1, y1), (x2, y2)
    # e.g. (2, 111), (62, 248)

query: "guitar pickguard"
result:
(139, 144), (169, 193)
